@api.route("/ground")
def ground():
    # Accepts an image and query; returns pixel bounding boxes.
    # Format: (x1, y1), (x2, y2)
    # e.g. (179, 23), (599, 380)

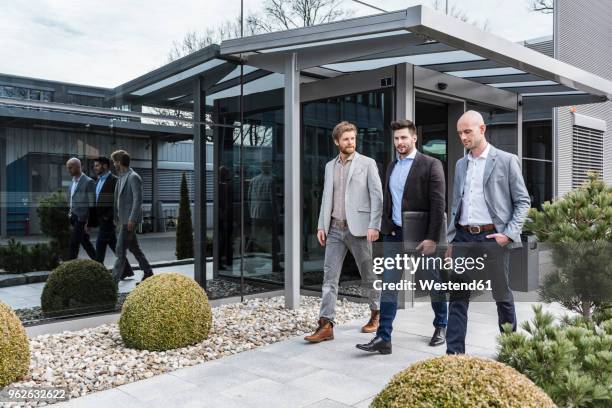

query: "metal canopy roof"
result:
(219, 5), (612, 104)
(107, 5), (612, 112)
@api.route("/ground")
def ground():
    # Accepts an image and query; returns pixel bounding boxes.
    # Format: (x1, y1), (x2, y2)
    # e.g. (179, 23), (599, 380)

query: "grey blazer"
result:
(114, 168), (144, 225)
(67, 174), (95, 223)
(447, 145), (531, 247)
(317, 152), (383, 237)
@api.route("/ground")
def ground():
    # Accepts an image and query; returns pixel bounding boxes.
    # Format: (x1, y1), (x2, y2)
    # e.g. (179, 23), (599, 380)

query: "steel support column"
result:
(193, 77), (207, 288)
(0, 135), (6, 238)
(517, 95), (523, 165)
(394, 62), (414, 310)
(151, 136), (159, 232)
(284, 53), (301, 309)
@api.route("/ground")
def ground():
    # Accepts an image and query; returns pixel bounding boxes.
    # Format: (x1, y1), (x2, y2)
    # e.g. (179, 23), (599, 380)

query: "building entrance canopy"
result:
(220, 5), (612, 106)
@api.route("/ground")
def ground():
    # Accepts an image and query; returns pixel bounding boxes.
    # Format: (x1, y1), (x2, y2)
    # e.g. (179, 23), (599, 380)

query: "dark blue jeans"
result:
(377, 225), (448, 342)
(446, 227), (517, 354)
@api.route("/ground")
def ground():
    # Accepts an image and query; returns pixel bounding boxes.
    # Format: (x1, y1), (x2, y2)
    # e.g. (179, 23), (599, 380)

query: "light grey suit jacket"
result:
(447, 145), (531, 247)
(317, 152), (383, 237)
(67, 174), (95, 222)
(114, 168), (143, 225)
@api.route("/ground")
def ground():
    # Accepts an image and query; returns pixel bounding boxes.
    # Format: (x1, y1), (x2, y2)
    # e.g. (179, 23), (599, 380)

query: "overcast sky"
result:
(0, 0), (553, 88)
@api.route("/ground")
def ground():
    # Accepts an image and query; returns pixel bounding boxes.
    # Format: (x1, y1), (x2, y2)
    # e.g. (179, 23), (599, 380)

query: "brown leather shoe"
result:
(304, 318), (334, 343)
(361, 310), (380, 333)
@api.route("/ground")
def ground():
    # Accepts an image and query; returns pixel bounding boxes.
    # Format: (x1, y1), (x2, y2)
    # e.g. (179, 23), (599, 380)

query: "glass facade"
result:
(213, 87), (285, 292)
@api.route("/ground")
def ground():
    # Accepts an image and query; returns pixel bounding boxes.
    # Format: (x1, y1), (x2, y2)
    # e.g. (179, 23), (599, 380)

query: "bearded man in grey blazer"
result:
(304, 121), (383, 343)
(445, 110), (531, 355)
(110, 150), (153, 284)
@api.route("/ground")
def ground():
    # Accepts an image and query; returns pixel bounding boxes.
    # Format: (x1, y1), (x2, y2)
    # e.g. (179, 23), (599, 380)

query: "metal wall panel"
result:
(555, 0), (612, 196)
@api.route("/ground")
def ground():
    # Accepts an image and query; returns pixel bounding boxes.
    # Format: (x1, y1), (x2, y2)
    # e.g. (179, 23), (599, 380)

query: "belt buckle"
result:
(469, 225), (481, 235)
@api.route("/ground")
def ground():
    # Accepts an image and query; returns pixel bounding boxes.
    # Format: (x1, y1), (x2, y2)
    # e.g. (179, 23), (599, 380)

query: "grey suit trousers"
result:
(111, 225), (152, 283)
(320, 224), (380, 322)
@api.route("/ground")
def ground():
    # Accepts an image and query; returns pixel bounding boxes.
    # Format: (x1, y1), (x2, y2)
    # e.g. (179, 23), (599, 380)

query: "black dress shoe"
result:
(356, 336), (392, 355)
(136, 272), (153, 286)
(429, 326), (446, 347)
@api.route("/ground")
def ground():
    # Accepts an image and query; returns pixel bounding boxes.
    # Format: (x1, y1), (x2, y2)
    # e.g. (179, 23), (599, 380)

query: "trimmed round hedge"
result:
(119, 273), (212, 351)
(41, 259), (118, 317)
(0, 300), (30, 386)
(371, 355), (555, 408)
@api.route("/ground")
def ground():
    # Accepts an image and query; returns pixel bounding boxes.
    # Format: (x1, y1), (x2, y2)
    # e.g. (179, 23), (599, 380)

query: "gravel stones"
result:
(7, 296), (369, 406)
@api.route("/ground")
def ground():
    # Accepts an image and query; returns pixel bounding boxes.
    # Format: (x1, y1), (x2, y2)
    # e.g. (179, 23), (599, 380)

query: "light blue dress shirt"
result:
(389, 149), (417, 227)
(95, 171), (111, 202)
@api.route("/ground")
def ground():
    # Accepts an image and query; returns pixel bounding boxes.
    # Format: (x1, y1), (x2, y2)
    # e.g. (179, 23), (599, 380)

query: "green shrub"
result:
(41, 259), (117, 317)
(525, 173), (612, 319)
(119, 273), (211, 351)
(175, 172), (194, 259)
(0, 240), (59, 274)
(0, 239), (30, 273)
(498, 304), (612, 407)
(0, 300), (30, 386)
(37, 190), (71, 261)
(371, 355), (555, 408)
(29, 243), (60, 271)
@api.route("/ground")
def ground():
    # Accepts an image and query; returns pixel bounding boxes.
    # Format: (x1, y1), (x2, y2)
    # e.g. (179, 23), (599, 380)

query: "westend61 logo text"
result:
(372, 253), (486, 275)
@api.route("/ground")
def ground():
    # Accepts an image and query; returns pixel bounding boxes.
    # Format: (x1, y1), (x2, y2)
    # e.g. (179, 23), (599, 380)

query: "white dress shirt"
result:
(70, 174), (82, 210)
(459, 144), (493, 226)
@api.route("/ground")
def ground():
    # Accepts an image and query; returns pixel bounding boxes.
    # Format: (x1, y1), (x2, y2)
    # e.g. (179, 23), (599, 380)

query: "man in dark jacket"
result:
(91, 157), (133, 279)
(356, 119), (447, 354)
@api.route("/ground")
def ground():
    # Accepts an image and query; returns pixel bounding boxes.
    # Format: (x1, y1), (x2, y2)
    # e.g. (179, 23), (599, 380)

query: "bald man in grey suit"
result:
(66, 157), (97, 260)
(445, 110), (530, 355)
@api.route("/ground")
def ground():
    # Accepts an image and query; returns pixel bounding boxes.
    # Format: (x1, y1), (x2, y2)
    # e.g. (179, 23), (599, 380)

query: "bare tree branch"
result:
(528, 0), (554, 14)
(249, 0), (353, 33)
(431, 0), (491, 31)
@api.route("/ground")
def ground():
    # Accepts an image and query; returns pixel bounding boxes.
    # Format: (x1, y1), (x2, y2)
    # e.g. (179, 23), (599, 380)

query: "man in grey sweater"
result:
(110, 150), (153, 284)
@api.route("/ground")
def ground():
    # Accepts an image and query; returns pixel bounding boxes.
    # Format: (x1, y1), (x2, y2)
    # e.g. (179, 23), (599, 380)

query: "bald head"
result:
(457, 110), (487, 152)
(458, 110), (485, 127)
(66, 157), (82, 177)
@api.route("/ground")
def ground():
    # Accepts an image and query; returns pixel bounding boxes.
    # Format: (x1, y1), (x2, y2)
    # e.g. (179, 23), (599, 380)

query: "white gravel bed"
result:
(6, 296), (369, 407)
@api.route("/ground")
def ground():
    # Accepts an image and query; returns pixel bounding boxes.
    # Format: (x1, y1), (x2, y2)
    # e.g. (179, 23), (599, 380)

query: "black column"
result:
(193, 77), (207, 289)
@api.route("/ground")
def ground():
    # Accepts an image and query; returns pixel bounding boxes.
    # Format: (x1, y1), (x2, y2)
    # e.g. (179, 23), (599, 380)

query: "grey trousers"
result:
(320, 224), (380, 322)
(111, 225), (152, 283)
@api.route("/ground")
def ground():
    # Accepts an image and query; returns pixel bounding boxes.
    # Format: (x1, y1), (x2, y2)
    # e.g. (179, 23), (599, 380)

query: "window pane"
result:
(522, 159), (553, 208)
(523, 120), (552, 160)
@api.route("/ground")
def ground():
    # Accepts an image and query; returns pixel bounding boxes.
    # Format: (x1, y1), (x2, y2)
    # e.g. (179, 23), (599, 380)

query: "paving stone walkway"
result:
(54, 300), (564, 408)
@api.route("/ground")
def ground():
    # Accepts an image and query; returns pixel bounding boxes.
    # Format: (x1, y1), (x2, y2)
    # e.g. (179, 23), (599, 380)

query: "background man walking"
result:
(110, 150), (153, 285)
(304, 121), (383, 343)
(65, 157), (96, 260)
(91, 156), (134, 280)
(445, 110), (530, 354)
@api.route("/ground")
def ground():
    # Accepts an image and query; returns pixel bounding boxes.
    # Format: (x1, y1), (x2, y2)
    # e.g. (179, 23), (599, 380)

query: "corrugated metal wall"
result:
(555, 0), (612, 196)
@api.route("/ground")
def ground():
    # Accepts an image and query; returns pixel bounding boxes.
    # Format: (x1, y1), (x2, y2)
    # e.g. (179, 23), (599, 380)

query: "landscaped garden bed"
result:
(7, 295), (368, 406)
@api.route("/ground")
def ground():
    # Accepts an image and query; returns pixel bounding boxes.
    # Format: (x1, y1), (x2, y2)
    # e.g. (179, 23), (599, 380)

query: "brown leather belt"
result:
(458, 224), (496, 234)
(331, 218), (348, 229)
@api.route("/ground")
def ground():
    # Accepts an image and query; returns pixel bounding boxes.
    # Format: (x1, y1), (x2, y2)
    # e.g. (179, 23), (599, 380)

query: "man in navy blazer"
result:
(445, 110), (530, 354)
